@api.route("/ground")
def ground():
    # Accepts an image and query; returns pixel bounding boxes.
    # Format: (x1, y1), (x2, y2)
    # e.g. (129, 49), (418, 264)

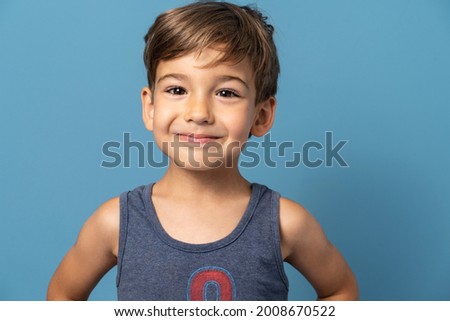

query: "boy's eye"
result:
(166, 87), (186, 95)
(217, 89), (240, 98)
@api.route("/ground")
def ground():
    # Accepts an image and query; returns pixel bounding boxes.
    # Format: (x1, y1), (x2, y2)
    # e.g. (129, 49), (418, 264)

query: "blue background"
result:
(1, 0), (449, 300)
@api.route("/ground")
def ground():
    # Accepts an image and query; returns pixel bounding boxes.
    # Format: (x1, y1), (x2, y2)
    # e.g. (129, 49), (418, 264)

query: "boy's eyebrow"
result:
(156, 73), (187, 84)
(156, 73), (249, 89)
(217, 76), (250, 89)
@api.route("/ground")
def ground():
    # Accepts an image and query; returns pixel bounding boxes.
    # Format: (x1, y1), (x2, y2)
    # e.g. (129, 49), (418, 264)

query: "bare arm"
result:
(47, 197), (120, 300)
(280, 197), (358, 300)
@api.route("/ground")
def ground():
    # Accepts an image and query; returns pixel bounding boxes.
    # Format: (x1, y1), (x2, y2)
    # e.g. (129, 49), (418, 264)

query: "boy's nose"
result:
(183, 96), (214, 124)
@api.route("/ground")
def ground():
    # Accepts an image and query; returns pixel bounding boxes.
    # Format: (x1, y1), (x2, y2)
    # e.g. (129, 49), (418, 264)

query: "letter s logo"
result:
(187, 266), (236, 301)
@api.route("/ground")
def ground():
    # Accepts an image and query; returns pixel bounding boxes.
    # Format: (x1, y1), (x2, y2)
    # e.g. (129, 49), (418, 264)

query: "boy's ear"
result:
(141, 87), (154, 131)
(251, 96), (277, 137)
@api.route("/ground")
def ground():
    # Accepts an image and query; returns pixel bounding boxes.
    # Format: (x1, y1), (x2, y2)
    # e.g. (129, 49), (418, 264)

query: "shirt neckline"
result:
(143, 182), (262, 253)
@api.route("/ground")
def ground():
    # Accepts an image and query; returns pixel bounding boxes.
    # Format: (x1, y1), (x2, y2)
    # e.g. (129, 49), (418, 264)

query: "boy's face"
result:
(142, 48), (275, 170)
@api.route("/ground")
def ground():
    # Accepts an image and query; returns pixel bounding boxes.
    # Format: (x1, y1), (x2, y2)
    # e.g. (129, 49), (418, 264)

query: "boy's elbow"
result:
(46, 292), (71, 301)
(46, 288), (82, 301)
(46, 277), (85, 301)
(319, 271), (359, 301)
(46, 288), (69, 301)
(46, 283), (70, 301)
(344, 269), (359, 300)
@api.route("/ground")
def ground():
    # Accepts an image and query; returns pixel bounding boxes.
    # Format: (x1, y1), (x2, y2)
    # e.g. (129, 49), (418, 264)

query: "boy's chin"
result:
(172, 158), (227, 171)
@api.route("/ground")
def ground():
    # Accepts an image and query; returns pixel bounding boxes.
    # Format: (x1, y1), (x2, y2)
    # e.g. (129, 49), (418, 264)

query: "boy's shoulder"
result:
(92, 196), (120, 225)
(279, 196), (312, 236)
(278, 196), (324, 259)
(82, 196), (120, 256)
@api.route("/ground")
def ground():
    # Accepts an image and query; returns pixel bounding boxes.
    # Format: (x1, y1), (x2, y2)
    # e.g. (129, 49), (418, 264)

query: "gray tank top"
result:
(116, 182), (289, 300)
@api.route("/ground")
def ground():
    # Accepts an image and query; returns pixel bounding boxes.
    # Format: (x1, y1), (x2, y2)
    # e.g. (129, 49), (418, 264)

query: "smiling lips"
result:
(176, 133), (221, 144)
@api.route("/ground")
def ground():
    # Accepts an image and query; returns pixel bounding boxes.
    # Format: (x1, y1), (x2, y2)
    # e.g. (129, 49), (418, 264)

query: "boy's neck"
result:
(154, 163), (251, 200)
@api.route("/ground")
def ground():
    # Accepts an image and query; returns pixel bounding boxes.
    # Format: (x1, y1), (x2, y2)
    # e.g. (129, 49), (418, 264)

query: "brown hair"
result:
(143, 1), (280, 103)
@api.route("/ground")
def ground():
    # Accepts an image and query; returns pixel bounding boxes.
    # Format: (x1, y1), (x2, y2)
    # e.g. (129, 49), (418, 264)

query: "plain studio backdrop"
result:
(0, 0), (449, 300)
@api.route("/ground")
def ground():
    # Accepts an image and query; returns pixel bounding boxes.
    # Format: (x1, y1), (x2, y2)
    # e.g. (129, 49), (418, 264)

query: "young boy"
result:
(47, 1), (358, 301)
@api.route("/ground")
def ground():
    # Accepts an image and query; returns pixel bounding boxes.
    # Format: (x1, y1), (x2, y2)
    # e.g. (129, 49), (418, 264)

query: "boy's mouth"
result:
(176, 133), (221, 144)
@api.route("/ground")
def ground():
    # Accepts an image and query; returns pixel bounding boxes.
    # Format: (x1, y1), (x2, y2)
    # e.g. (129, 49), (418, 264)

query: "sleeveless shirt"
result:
(116, 182), (289, 300)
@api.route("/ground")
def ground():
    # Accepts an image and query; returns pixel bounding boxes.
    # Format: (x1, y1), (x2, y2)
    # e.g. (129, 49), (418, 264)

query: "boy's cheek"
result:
(226, 118), (255, 141)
